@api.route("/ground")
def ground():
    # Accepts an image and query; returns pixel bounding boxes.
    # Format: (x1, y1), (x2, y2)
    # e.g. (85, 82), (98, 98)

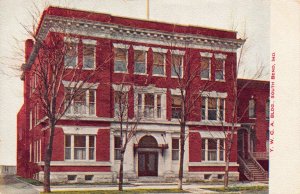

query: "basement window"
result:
(67, 175), (77, 181)
(218, 174), (224, 180)
(204, 174), (211, 180)
(85, 175), (94, 181)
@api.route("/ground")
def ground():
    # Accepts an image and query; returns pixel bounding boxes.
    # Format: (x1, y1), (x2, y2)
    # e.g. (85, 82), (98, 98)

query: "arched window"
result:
(138, 135), (158, 148)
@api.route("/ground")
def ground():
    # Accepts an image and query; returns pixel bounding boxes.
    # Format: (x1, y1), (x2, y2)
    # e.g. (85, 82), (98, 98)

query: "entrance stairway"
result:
(238, 153), (268, 181)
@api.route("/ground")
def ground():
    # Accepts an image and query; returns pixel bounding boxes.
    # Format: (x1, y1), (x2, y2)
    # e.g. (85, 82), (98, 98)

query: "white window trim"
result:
(29, 143), (32, 162)
(202, 97), (225, 121)
(134, 86), (167, 120)
(64, 89), (97, 116)
(64, 43), (78, 69)
(62, 81), (99, 89)
(83, 43), (96, 70)
(200, 55), (212, 80)
(201, 91), (227, 98)
(134, 50), (148, 75)
(171, 54), (184, 78)
(249, 99), (256, 119)
(215, 58), (225, 81)
(152, 52), (166, 77)
(29, 110), (33, 130)
(64, 134), (96, 161)
(112, 84), (131, 92)
(114, 47), (128, 73)
(202, 138), (225, 162)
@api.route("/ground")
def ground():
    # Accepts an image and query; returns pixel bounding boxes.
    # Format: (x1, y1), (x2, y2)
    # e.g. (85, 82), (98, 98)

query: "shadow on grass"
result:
(41, 189), (189, 194)
(205, 185), (268, 192)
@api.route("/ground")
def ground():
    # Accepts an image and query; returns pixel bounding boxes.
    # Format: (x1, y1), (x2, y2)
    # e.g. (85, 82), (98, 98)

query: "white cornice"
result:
(38, 15), (244, 54)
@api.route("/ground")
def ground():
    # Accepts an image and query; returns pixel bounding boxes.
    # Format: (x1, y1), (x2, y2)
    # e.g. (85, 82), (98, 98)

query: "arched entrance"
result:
(137, 135), (158, 176)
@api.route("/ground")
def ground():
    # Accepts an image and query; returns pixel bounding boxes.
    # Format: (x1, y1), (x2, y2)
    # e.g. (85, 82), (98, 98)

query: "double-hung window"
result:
(65, 135), (95, 161)
(202, 138), (224, 161)
(83, 44), (95, 69)
(171, 54), (183, 78)
(215, 58), (225, 81)
(266, 99), (270, 120)
(134, 50), (147, 74)
(249, 99), (256, 118)
(114, 48), (127, 72)
(65, 88), (96, 116)
(114, 136), (122, 160)
(64, 42), (78, 68)
(153, 52), (165, 76)
(202, 97), (225, 121)
(200, 57), (211, 79)
(137, 93), (162, 119)
(114, 91), (128, 118)
(171, 95), (182, 119)
(172, 139), (179, 160)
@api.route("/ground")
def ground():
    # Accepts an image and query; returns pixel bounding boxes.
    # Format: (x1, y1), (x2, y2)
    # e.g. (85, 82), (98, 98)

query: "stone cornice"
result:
(38, 15), (244, 53)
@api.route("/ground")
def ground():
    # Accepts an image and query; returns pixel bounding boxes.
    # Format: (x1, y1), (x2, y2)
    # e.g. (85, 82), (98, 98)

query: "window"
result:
(153, 52), (165, 76)
(201, 57), (210, 79)
(85, 175), (94, 181)
(215, 59), (225, 80)
(201, 138), (225, 161)
(171, 95), (182, 119)
(134, 50), (146, 74)
(137, 93), (162, 119)
(249, 99), (256, 118)
(202, 97), (225, 121)
(114, 48), (127, 72)
(29, 110), (33, 130)
(67, 175), (77, 181)
(34, 104), (39, 126)
(65, 135), (95, 161)
(172, 139), (179, 160)
(29, 143), (32, 162)
(83, 44), (95, 69)
(64, 43), (77, 68)
(171, 54), (183, 77)
(114, 136), (122, 160)
(65, 89), (96, 116)
(114, 91), (128, 118)
(266, 99), (270, 119)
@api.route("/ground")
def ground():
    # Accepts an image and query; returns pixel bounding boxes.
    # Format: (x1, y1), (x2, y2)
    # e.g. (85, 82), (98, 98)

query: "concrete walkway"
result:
(0, 175), (38, 194)
(31, 181), (268, 193)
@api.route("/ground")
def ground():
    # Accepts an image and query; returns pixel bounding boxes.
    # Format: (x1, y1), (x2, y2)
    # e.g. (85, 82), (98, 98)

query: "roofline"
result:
(237, 78), (270, 83)
(34, 6), (238, 39)
(47, 6), (238, 34)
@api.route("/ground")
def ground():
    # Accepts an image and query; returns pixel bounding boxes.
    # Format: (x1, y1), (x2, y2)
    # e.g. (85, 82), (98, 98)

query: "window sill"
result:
(134, 73), (148, 76)
(37, 161), (111, 166)
(83, 67), (96, 70)
(201, 78), (210, 81)
(215, 79), (225, 82)
(189, 162), (239, 166)
(152, 74), (166, 77)
(171, 76), (183, 79)
(114, 71), (129, 74)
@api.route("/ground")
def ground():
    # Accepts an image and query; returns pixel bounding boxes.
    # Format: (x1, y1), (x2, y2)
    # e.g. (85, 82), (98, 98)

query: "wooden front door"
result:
(138, 152), (158, 176)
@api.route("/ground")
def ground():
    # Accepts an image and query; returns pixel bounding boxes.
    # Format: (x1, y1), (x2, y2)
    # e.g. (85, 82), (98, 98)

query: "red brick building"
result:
(17, 7), (268, 183)
(237, 79), (269, 181)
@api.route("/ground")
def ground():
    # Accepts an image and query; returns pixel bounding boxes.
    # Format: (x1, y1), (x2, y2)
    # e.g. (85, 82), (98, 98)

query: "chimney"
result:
(25, 39), (34, 63)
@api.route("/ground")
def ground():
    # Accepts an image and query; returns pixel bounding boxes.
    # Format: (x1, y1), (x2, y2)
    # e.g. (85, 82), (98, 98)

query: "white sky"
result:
(0, 0), (269, 165)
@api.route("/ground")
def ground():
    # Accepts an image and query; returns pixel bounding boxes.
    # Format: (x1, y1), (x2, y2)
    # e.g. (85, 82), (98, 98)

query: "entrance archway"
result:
(137, 135), (158, 176)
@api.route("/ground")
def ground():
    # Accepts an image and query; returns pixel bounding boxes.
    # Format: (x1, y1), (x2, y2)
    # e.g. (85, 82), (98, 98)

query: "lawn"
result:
(205, 185), (268, 192)
(41, 189), (189, 194)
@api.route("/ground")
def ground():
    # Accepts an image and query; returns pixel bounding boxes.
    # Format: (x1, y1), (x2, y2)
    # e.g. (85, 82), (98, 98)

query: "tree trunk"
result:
(178, 123), (185, 190)
(118, 153), (124, 191)
(43, 122), (55, 193)
(224, 153), (230, 188)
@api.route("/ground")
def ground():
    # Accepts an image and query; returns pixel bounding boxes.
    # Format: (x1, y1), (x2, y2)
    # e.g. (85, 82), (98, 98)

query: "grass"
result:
(16, 176), (43, 186)
(205, 185), (268, 192)
(41, 189), (189, 194)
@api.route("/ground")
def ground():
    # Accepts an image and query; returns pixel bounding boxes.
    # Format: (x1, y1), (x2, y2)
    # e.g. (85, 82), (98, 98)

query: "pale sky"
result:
(0, 0), (270, 165)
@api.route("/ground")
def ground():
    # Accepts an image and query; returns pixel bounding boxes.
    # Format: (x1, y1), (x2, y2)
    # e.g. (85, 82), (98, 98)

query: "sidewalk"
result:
(32, 181), (268, 193)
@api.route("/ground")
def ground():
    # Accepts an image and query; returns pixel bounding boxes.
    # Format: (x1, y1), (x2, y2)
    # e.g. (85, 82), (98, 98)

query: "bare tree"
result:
(113, 78), (140, 191)
(164, 41), (213, 189)
(20, 6), (108, 191)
